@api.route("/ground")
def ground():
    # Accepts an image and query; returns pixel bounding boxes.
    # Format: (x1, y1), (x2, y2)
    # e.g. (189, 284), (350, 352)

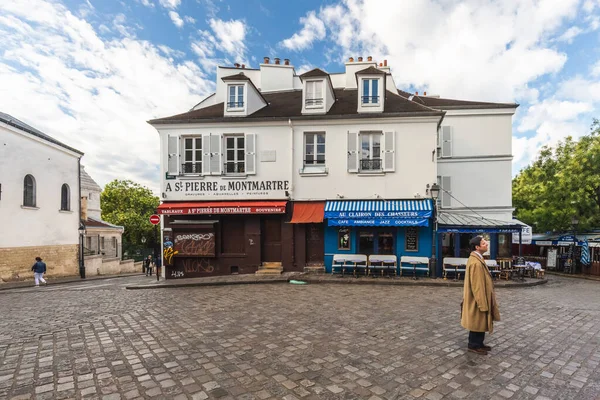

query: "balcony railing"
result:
(360, 158), (382, 171)
(224, 161), (246, 174)
(227, 101), (244, 108)
(181, 162), (202, 174)
(361, 96), (380, 104)
(304, 158), (326, 166)
(305, 98), (324, 107)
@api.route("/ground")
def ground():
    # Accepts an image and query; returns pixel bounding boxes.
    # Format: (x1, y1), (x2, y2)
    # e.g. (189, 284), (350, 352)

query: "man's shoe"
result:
(468, 347), (488, 355)
(481, 345), (492, 351)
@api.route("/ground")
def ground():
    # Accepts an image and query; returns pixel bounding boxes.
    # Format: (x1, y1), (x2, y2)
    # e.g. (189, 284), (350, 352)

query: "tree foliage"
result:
(513, 119), (600, 233)
(101, 180), (160, 253)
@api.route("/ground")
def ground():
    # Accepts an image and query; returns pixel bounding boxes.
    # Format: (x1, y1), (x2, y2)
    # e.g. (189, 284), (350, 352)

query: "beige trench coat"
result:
(460, 252), (501, 333)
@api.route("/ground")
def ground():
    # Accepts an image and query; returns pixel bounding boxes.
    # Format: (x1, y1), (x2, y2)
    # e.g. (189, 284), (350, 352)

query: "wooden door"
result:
(261, 216), (282, 262)
(306, 224), (324, 264)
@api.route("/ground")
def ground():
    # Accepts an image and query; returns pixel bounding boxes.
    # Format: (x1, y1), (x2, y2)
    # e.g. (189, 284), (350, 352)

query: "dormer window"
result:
(362, 79), (379, 105)
(227, 85), (244, 110)
(305, 80), (323, 108)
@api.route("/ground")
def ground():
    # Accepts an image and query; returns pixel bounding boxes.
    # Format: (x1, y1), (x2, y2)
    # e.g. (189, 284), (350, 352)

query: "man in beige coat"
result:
(461, 236), (501, 355)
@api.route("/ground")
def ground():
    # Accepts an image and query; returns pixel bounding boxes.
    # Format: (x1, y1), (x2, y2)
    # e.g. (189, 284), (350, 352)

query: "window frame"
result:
(181, 136), (203, 175)
(227, 84), (245, 110)
(23, 174), (36, 207)
(60, 184), (70, 211)
(224, 134), (246, 175)
(359, 132), (382, 172)
(305, 80), (324, 108)
(361, 78), (380, 105)
(303, 132), (326, 167)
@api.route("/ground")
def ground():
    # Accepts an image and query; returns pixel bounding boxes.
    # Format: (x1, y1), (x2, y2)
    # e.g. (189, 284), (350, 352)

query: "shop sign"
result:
(159, 205), (286, 215)
(164, 179), (290, 197)
(438, 227), (521, 233)
(535, 241), (554, 246)
(325, 210), (432, 219)
(328, 218), (429, 227)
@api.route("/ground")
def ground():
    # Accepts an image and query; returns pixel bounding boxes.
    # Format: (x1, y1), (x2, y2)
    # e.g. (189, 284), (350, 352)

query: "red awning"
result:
(157, 201), (287, 215)
(290, 202), (325, 223)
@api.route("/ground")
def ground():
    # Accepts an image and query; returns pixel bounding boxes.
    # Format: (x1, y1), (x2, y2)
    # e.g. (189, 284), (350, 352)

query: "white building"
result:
(149, 57), (521, 279)
(0, 112), (83, 281)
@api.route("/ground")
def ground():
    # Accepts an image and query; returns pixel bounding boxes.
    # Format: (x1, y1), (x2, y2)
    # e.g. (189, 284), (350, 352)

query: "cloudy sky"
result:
(1, 0), (599, 192)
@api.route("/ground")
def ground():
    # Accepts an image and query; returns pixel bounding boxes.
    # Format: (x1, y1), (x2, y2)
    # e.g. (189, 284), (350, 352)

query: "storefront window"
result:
(498, 233), (511, 258)
(359, 231), (375, 255)
(338, 228), (350, 250)
(379, 232), (394, 255)
(442, 233), (455, 257)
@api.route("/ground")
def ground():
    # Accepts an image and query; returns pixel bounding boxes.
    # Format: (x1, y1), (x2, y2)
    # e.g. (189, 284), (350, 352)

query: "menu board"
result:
(405, 227), (419, 252)
(174, 232), (216, 257)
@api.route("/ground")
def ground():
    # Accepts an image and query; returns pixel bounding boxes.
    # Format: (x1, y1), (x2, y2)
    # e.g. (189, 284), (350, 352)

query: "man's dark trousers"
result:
(469, 331), (485, 349)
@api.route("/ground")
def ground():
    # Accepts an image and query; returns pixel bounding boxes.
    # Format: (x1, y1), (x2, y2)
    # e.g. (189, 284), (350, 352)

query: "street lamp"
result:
(430, 183), (441, 278)
(78, 222), (86, 279)
(571, 216), (579, 274)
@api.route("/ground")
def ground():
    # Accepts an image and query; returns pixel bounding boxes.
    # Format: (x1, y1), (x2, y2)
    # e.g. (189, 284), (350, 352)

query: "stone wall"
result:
(0, 244), (78, 282)
(83, 255), (142, 276)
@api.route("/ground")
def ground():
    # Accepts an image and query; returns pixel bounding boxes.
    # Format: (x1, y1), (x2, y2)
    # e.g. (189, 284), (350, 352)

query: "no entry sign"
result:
(149, 214), (161, 225)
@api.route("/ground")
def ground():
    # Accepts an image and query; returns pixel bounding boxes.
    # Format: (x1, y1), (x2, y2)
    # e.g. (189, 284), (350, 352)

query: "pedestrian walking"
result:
(155, 255), (162, 282)
(461, 236), (501, 355)
(31, 256), (47, 287)
(144, 255), (152, 276)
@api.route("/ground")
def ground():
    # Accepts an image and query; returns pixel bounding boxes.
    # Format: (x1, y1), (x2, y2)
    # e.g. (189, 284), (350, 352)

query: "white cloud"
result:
(296, 64), (315, 75)
(159, 0), (180, 9)
(138, 0), (154, 7)
(184, 16), (196, 24)
(557, 76), (600, 103)
(207, 18), (247, 61)
(168, 11), (184, 28)
(557, 26), (583, 43)
(0, 0), (213, 191)
(280, 11), (326, 51)
(518, 100), (593, 132)
(592, 60), (600, 77)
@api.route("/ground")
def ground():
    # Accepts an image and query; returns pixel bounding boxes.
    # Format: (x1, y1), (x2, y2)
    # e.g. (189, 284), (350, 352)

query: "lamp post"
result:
(571, 216), (579, 274)
(78, 223), (86, 279)
(430, 183), (441, 278)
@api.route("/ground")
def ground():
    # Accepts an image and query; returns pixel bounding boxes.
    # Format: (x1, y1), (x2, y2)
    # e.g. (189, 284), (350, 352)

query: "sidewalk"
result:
(546, 270), (600, 281)
(0, 272), (142, 291)
(126, 272), (548, 290)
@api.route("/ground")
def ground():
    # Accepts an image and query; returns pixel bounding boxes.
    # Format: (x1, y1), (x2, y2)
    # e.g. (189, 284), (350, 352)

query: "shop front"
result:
(323, 200), (434, 273)
(157, 201), (290, 279)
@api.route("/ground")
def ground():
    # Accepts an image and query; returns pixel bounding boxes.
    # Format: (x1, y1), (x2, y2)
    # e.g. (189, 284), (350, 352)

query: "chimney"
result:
(234, 63), (240, 68)
(284, 58), (290, 65)
(274, 57), (280, 65)
(81, 196), (88, 221)
(358, 56), (363, 62)
(415, 91), (419, 95)
(424, 91), (427, 96)
(367, 56), (372, 61)
(379, 63), (383, 67)
(241, 64), (245, 69)
(263, 56), (270, 64)
(383, 59), (387, 67)
(349, 57), (354, 62)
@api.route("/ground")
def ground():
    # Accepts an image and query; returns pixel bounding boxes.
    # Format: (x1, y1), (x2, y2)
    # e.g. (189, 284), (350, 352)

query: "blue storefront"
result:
(323, 199), (434, 273)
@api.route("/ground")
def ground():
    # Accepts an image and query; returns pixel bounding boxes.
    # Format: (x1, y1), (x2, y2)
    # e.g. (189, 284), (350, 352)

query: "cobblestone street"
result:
(0, 275), (599, 400)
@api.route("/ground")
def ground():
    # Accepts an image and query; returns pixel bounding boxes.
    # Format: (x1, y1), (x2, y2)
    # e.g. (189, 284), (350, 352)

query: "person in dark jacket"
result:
(144, 255), (152, 275)
(31, 257), (47, 287)
(155, 256), (162, 282)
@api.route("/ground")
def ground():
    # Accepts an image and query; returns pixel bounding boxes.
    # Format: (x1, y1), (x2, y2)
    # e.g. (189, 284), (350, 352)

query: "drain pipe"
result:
(288, 118), (295, 267)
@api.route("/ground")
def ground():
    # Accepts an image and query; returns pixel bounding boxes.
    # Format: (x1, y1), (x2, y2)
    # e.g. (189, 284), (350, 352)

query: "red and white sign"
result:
(149, 214), (161, 225)
(157, 201), (287, 215)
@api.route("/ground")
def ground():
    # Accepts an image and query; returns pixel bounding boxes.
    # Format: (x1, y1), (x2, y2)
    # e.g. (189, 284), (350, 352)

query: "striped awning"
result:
(325, 199), (432, 218)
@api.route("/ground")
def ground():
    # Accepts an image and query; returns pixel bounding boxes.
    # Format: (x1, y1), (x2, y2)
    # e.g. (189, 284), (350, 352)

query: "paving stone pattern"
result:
(0, 276), (599, 399)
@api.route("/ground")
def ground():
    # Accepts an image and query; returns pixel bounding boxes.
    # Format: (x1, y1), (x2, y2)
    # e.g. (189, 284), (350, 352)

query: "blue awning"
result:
(325, 200), (433, 219)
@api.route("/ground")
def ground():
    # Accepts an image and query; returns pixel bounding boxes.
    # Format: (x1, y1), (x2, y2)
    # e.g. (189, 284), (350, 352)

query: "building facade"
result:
(150, 57), (518, 279)
(0, 112), (83, 281)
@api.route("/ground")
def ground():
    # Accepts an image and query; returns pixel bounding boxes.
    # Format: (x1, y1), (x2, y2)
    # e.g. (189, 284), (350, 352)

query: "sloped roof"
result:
(86, 216), (124, 232)
(149, 89), (443, 124)
(438, 212), (525, 228)
(80, 165), (102, 192)
(0, 111), (83, 155)
(221, 73), (252, 81)
(356, 66), (387, 75)
(299, 68), (329, 78)
(396, 90), (518, 110)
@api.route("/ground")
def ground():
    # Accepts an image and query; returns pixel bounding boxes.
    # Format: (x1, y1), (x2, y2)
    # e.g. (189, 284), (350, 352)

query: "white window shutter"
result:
(347, 131), (359, 173)
(245, 133), (256, 175)
(202, 134), (211, 175)
(383, 131), (395, 172)
(210, 134), (221, 175)
(167, 135), (179, 175)
(442, 176), (452, 208)
(442, 126), (453, 157)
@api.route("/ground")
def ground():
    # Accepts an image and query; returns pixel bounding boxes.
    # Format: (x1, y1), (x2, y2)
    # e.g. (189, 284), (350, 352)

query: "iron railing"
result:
(305, 98), (324, 106)
(181, 163), (202, 174)
(361, 96), (380, 104)
(304, 158), (326, 166)
(360, 158), (382, 171)
(224, 161), (246, 174)
(227, 101), (244, 108)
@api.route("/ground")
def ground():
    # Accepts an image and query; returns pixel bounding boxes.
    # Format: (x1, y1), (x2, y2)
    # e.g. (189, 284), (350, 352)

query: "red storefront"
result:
(157, 201), (294, 279)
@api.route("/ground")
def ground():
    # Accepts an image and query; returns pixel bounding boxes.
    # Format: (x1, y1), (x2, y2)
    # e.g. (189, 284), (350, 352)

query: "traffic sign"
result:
(149, 214), (161, 225)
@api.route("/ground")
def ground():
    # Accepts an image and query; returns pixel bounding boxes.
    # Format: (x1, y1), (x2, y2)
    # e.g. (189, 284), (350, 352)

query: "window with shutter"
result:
(224, 135), (245, 174)
(227, 85), (244, 109)
(245, 133), (256, 175)
(167, 135), (179, 176)
(441, 176), (452, 208)
(181, 137), (202, 174)
(210, 134), (222, 175)
(304, 132), (326, 166)
(359, 132), (382, 172)
(383, 131), (395, 172)
(347, 131), (358, 173)
(305, 81), (323, 107)
(441, 126), (453, 157)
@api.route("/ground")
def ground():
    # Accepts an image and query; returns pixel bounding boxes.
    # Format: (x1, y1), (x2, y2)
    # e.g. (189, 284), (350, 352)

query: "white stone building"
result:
(0, 112), (83, 281)
(149, 57), (521, 279)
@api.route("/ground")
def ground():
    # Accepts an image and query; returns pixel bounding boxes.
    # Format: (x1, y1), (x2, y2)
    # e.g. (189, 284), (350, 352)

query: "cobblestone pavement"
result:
(0, 275), (599, 400)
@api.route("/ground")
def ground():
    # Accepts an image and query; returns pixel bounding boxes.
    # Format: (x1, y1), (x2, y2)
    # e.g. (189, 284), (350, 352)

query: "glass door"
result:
(358, 229), (394, 255)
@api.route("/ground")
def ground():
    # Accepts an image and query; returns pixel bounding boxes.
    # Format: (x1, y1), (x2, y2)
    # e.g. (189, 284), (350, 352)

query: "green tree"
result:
(101, 180), (160, 258)
(513, 119), (600, 233)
